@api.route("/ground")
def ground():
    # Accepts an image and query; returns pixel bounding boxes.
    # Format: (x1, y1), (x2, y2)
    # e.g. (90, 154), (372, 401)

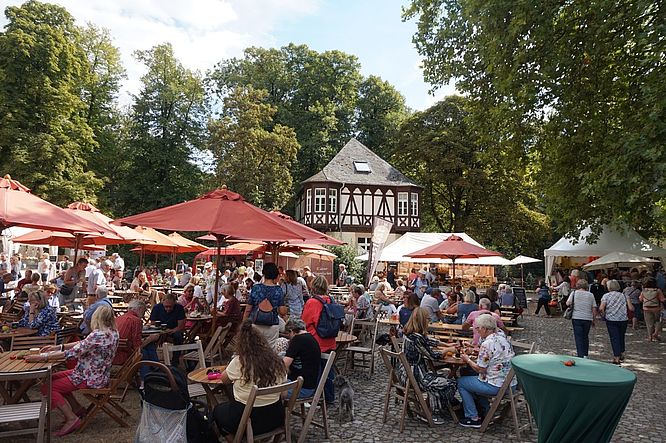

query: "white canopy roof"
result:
(582, 252), (659, 271)
(510, 255), (542, 265)
(356, 232), (512, 265)
(544, 225), (666, 276)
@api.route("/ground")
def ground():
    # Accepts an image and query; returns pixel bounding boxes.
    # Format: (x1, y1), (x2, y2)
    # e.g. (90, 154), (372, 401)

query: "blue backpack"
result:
(313, 295), (345, 338)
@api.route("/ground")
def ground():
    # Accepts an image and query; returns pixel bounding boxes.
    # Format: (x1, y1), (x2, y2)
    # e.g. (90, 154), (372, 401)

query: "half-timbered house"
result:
(295, 138), (422, 253)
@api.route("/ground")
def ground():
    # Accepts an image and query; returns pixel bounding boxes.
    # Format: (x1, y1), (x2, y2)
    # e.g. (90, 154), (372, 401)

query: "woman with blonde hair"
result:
(27, 305), (119, 436)
(17, 290), (59, 336)
(400, 307), (458, 424)
(213, 320), (288, 441)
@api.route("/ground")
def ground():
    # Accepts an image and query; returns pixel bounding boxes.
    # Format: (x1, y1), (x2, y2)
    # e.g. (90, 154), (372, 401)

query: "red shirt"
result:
(301, 295), (336, 352)
(113, 310), (142, 365)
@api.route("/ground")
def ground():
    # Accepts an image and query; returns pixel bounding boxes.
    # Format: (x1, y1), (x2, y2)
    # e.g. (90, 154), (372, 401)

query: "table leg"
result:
(202, 384), (217, 410)
(8, 380), (35, 404)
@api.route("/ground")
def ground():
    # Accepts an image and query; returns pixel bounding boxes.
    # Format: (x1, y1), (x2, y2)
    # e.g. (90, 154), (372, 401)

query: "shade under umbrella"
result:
(0, 175), (110, 234)
(583, 252), (659, 271)
(407, 234), (502, 282)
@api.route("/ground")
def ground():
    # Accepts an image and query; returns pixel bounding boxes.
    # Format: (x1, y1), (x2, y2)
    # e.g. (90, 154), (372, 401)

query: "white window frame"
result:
(315, 188), (326, 213)
(328, 189), (338, 213)
(357, 237), (371, 254)
(411, 192), (418, 216)
(306, 189), (312, 213)
(398, 192), (408, 216)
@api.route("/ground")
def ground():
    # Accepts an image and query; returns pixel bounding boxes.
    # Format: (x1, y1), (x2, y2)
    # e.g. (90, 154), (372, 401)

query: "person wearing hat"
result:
(414, 270), (430, 300)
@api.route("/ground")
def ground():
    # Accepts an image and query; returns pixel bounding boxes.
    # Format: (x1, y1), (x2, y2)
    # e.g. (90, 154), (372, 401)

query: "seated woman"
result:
(27, 305), (119, 436)
(374, 284), (397, 316)
(353, 284), (373, 320)
(396, 290), (419, 327)
(217, 284), (241, 326)
(457, 314), (515, 428)
(213, 320), (288, 441)
(178, 283), (205, 312)
(455, 292), (479, 324)
(400, 307), (458, 425)
(17, 290), (59, 336)
(130, 271), (151, 294)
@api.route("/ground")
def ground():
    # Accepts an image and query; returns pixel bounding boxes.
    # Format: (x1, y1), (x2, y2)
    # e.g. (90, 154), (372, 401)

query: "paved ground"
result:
(12, 302), (666, 442)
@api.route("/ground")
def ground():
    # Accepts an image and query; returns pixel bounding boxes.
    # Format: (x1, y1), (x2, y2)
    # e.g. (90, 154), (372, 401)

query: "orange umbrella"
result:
(11, 230), (106, 250)
(131, 231), (207, 269)
(0, 175), (109, 234)
(65, 202), (153, 244)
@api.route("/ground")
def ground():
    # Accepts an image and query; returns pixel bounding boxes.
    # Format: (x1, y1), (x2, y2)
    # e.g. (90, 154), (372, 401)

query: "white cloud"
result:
(0, 0), (320, 104)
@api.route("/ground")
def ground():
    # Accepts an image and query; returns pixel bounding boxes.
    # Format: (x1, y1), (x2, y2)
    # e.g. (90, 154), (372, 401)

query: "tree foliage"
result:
(404, 0), (666, 239)
(208, 86), (300, 210)
(112, 43), (207, 215)
(392, 96), (551, 257)
(0, 0), (102, 205)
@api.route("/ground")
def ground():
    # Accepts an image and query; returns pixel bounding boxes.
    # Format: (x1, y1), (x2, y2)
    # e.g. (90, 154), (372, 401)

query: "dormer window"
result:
(353, 161), (371, 173)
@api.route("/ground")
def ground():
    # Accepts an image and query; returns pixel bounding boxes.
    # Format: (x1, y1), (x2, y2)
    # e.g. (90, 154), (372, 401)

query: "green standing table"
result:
(512, 354), (635, 443)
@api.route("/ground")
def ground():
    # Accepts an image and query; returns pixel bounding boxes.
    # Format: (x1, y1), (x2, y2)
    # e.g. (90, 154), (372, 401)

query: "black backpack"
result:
(313, 295), (345, 338)
(142, 365), (215, 443)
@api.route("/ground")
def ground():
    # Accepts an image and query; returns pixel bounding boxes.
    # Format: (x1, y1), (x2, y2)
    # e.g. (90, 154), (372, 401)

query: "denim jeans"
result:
(572, 319), (592, 357)
(323, 357), (336, 403)
(457, 375), (500, 419)
(605, 320), (628, 357)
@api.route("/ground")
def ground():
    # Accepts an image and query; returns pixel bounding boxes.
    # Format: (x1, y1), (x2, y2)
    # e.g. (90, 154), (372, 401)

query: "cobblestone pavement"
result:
(16, 303), (666, 442)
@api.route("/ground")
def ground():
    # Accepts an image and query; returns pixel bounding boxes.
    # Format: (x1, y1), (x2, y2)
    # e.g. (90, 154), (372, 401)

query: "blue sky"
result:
(0, 0), (456, 109)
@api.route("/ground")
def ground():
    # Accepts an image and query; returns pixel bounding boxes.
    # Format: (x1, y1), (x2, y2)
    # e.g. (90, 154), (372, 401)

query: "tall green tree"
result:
(391, 96), (550, 256)
(0, 0), (102, 205)
(356, 75), (409, 158)
(208, 86), (299, 210)
(79, 24), (126, 212)
(113, 43), (207, 215)
(210, 44), (363, 183)
(404, 0), (666, 239)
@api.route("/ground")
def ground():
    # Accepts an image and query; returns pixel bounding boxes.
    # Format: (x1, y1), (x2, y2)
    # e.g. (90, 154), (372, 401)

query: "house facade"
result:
(295, 138), (422, 254)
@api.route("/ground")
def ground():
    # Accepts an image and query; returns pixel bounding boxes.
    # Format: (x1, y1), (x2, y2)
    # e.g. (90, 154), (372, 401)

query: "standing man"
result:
(179, 266), (193, 287)
(245, 260), (255, 281)
(175, 260), (187, 274)
(112, 253), (125, 283)
(87, 260), (110, 303)
(336, 264), (348, 287)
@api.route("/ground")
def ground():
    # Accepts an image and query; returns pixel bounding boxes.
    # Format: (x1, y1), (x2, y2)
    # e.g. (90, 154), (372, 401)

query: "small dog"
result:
(333, 375), (354, 422)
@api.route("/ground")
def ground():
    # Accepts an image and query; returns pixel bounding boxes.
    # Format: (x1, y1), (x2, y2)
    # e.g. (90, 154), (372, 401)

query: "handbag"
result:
(59, 285), (74, 296)
(563, 290), (576, 320)
(251, 297), (278, 326)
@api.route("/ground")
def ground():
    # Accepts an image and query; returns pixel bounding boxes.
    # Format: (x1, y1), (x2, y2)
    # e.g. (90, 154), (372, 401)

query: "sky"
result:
(0, 0), (457, 110)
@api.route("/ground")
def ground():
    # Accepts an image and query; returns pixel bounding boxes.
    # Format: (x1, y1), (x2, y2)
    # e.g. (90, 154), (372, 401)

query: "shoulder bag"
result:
(563, 290), (576, 320)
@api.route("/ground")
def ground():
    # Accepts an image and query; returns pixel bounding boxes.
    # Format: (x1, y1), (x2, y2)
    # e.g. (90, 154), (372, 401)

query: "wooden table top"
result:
(0, 350), (52, 373)
(186, 315), (213, 321)
(429, 322), (464, 331)
(336, 332), (357, 344)
(0, 327), (37, 339)
(188, 365), (228, 385)
(378, 318), (399, 325)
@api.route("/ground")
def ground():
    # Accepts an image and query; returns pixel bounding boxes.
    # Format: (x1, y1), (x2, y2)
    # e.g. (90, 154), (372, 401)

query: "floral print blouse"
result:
(476, 332), (516, 388)
(17, 305), (59, 336)
(65, 329), (119, 388)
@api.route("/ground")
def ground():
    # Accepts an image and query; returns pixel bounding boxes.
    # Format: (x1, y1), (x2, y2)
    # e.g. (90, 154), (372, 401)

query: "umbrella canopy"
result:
(0, 175), (110, 234)
(407, 234), (502, 281)
(65, 202), (153, 244)
(114, 188), (318, 243)
(583, 252), (659, 271)
(12, 230), (105, 250)
(166, 233), (208, 253)
(130, 226), (181, 251)
(510, 255), (543, 265)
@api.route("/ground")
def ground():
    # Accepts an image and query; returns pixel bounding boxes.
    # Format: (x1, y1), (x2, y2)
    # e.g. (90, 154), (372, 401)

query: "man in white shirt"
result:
(179, 267), (193, 287)
(420, 288), (444, 323)
(221, 269), (231, 284)
(245, 260), (255, 281)
(87, 260), (110, 296)
(85, 258), (98, 279)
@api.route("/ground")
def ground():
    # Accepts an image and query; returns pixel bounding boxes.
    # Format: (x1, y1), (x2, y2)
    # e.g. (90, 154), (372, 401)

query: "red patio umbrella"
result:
(406, 234), (502, 283)
(0, 175), (110, 234)
(65, 202), (153, 244)
(11, 230), (106, 250)
(113, 188), (341, 312)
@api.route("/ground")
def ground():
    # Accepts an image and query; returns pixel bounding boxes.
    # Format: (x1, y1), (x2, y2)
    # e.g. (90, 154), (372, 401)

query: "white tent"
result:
(544, 226), (666, 276)
(356, 232), (513, 265)
(582, 252), (659, 271)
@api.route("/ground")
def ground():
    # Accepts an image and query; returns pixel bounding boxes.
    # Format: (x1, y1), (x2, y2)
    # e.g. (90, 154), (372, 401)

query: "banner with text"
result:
(366, 216), (393, 286)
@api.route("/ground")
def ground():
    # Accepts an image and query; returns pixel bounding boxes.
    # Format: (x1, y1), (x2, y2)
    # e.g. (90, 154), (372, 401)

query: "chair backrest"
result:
(110, 349), (142, 391)
(510, 340), (536, 355)
(301, 351), (336, 403)
(233, 377), (304, 443)
(380, 347), (427, 400)
(55, 326), (80, 345)
(11, 335), (56, 351)
(163, 339), (205, 368)
(204, 323), (232, 357)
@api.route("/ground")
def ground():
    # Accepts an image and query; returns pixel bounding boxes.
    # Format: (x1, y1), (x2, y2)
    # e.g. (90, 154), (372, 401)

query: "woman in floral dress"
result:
(27, 305), (119, 436)
(457, 314), (516, 428)
(399, 307), (458, 425)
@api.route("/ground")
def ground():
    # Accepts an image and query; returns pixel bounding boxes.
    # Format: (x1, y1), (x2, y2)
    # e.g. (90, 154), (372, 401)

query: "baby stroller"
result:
(130, 361), (215, 443)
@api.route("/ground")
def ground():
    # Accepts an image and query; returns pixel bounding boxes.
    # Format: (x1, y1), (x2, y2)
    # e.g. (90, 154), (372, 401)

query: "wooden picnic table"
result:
(429, 322), (464, 331)
(188, 365), (229, 408)
(378, 318), (399, 326)
(0, 327), (37, 340)
(0, 350), (52, 404)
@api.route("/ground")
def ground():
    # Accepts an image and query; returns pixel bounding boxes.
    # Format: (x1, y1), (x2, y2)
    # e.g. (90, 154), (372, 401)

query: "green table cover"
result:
(512, 354), (636, 443)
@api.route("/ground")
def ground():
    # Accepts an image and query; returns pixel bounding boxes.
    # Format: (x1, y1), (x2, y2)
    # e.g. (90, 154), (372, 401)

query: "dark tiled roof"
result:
(302, 138), (421, 188)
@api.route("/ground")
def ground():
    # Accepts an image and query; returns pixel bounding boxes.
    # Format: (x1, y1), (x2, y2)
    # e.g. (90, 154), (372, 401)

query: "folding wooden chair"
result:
(183, 323), (231, 367)
(78, 349), (141, 432)
(345, 318), (379, 375)
(10, 335), (56, 351)
(163, 340), (208, 401)
(380, 347), (434, 432)
(232, 377), (304, 443)
(55, 326), (80, 345)
(0, 367), (51, 443)
(294, 351), (336, 443)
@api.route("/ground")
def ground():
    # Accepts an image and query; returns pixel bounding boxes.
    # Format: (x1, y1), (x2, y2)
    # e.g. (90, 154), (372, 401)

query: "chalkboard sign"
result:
(512, 287), (528, 308)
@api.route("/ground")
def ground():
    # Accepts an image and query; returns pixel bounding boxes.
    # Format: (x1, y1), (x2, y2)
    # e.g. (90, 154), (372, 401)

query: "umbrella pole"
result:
(452, 258), (456, 286)
(521, 264), (525, 288)
(73, 234), (81, 264)
(172, 250), (176, 270)
(213, 235), (223, 315)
